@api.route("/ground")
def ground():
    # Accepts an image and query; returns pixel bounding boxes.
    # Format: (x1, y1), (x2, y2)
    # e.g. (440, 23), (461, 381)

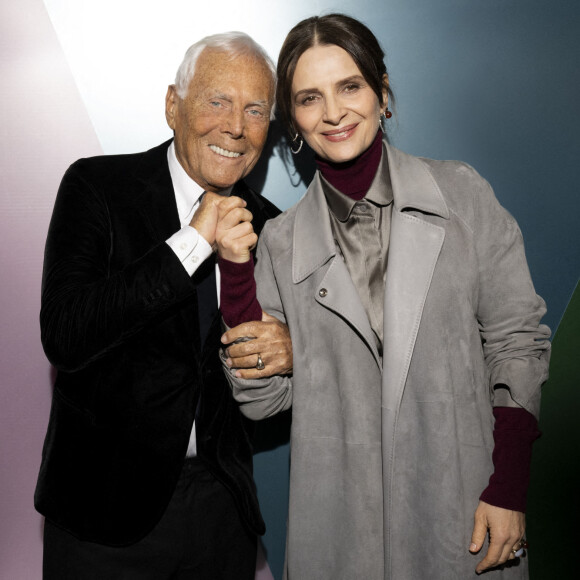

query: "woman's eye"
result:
(344, 83), (359, 92)
(301, 95), (317, 105)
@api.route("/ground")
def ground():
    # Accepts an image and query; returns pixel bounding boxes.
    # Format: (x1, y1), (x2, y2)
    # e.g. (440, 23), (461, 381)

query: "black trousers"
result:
(43, 458), (257, 579)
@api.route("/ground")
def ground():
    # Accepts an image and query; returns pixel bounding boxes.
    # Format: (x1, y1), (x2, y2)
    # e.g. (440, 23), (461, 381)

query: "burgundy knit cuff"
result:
(479, 406), (541, 513)
(218, 256), (262, 327)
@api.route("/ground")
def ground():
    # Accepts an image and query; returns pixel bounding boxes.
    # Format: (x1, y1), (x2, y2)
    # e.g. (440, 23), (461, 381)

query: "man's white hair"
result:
(174, 31), (276, 116)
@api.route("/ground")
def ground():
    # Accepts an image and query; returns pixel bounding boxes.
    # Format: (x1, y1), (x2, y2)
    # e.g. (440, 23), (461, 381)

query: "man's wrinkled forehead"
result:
(191, 48), (274, 105)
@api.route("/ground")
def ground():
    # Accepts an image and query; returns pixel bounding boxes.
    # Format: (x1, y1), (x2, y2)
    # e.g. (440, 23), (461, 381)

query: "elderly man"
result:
(34, 32), (290, 579)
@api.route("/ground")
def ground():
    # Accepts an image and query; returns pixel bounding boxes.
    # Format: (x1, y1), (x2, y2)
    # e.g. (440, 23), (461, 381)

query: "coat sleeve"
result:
(223, 222), (293, 420)
(40, 162), (195, 372)
(473, 172), (550, 418)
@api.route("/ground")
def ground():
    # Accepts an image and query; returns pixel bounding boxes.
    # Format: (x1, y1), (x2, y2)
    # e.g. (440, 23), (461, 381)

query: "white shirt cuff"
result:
(166, 226), (213, 276)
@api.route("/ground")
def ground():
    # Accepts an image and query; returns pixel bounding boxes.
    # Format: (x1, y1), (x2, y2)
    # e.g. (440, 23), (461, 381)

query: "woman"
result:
(218, 14), (550, 579)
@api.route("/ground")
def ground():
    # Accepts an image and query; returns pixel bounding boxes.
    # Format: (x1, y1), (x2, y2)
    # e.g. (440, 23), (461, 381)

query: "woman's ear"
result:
(380, 74), (390, 111)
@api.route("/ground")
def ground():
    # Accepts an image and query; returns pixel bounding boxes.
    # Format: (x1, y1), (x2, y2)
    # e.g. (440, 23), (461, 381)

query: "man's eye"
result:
(210, 101), (222, 107)
(247, 109), (263, 117)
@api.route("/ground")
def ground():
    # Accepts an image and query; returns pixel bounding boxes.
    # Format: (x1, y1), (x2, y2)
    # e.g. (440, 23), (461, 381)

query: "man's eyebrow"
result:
(210, 92), (232, 102)
(246, 100), (270, 108)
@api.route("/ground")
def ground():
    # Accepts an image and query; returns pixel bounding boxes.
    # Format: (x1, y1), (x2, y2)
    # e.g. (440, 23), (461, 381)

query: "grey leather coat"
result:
(227, 142), (550, 579)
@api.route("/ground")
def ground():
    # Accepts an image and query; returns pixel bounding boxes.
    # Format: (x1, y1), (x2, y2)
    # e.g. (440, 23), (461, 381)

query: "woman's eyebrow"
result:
(293, 74), (367, 97)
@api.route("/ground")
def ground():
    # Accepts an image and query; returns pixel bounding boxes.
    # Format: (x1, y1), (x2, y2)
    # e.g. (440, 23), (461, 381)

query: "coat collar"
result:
(293, 141), (449, 283)
(386, 143), (449, 219)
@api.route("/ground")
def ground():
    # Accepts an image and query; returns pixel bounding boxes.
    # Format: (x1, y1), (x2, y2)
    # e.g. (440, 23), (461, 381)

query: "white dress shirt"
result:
(164, 142), (228, 456)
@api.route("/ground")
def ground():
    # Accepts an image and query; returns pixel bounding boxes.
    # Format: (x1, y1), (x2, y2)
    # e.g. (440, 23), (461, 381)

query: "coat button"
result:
(319, 288), (328, 298)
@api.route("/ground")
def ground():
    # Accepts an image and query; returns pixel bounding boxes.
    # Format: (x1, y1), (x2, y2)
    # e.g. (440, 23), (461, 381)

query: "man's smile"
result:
(209, 144), (242, 158)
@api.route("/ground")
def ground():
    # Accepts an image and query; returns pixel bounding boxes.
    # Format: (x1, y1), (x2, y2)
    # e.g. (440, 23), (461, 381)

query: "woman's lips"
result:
(322, 124), (358, 142)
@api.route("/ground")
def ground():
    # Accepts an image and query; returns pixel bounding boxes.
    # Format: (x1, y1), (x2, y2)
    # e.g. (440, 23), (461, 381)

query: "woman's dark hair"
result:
(276, 13), (394, 135)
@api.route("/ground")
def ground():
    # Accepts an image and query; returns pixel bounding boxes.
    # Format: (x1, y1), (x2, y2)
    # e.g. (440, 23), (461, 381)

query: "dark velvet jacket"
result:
(34, 140), (279, 545)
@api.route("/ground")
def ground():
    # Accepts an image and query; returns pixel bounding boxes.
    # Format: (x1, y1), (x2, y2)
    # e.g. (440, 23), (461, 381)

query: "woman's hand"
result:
(214, 196), (257, 263)
(469, 500), (526, 574)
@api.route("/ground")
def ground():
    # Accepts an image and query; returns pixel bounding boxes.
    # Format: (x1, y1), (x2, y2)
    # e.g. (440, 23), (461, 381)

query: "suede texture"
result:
(226, 141), (551, 579)
(35, 140), (280, 545)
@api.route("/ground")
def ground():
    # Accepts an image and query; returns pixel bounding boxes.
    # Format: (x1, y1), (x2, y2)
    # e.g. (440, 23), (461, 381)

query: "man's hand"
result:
(189, 192), (223, 246)
(470, 501), (526, 574)
(221, 312), (293, 379)
(215, 196), (257, 263)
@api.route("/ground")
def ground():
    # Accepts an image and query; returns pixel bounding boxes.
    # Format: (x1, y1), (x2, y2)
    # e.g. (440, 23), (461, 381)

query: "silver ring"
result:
(512, 539), (528, 558)
(256, 353), (265, 370)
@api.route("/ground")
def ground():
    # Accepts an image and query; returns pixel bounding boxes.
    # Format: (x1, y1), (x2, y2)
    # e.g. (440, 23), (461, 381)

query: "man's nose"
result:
(223, 107), (245, 138)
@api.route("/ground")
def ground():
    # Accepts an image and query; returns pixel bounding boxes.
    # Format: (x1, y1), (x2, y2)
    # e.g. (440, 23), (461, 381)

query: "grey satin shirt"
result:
(321, 146), (393, 355)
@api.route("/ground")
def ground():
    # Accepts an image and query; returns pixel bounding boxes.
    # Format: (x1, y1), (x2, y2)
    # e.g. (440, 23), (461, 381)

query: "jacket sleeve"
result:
(223, 222), (293, 420)
(473, 172), (551, 418)
(40, 162), (195, 371)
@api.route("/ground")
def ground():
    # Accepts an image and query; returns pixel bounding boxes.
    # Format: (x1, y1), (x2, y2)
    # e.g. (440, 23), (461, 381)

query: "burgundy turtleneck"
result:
(315, 129), (383, 199)
(219, 129), (538, 513)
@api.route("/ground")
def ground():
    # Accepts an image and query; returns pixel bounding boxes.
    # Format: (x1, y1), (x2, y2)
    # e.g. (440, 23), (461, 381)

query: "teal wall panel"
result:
(252, 3), (580, 577)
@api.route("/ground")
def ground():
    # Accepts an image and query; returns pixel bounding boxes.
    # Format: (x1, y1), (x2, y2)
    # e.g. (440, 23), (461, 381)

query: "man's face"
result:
(165, 49), (274, 192)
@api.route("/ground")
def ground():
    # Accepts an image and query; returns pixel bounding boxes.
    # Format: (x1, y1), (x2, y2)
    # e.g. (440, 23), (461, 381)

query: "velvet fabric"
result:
(35, 140), (280, 545)
(42, 458), (257, 579)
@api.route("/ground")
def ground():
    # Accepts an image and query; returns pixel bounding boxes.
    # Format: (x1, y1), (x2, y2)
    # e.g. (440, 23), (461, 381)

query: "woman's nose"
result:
(322, 96), (345, 125)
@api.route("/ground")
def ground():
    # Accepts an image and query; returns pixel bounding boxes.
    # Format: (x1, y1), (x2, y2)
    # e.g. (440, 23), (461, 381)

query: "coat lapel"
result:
(293, 174), (381, 367)
(381, 144), (449, 412)
(133, 140), (180, 243)
(127, 140), (202, 351)
(380, 145), (449, 574)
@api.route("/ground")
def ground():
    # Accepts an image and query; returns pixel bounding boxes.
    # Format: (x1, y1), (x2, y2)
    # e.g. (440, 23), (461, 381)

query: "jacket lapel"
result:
(381, 143), (448, 411)
(379, 143), (449, 575)
(293, 174), (381, 367)
(134, 140), (180, 243)
(128, 140), (202, 351)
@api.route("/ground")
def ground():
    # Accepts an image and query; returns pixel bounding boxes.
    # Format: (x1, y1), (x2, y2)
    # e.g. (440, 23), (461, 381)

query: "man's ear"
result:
(165, 85), (178, 131)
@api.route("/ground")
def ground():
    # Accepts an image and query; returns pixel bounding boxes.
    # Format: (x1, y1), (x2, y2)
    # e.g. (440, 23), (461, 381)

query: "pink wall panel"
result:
(0, 0), (102, 577)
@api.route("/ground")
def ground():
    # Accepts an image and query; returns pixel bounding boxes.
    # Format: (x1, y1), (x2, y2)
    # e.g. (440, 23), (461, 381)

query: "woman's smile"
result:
(321, 123), (359, 141)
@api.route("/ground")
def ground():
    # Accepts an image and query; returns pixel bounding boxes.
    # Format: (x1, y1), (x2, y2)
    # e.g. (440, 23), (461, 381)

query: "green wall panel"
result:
(528, 281), (580, 580)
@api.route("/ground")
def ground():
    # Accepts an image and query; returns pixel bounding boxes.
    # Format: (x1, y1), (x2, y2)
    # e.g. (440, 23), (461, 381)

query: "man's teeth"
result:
(209, 145), (241, 158)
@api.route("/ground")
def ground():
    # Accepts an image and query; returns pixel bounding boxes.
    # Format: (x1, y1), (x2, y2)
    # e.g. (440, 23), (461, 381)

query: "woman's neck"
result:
(315, 129), (383, 200)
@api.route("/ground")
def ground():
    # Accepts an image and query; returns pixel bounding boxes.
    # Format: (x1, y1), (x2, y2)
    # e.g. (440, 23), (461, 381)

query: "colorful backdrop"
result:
(1, 1), (578, 578)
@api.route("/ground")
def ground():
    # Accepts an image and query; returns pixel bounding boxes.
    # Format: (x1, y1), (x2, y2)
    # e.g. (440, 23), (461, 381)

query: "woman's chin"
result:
(318, 147), (359, 164)
(314, 139), (372, 164)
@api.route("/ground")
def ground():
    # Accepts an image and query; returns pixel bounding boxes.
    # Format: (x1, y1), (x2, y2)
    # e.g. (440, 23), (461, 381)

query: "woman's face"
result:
(291, 44), (386, 163)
